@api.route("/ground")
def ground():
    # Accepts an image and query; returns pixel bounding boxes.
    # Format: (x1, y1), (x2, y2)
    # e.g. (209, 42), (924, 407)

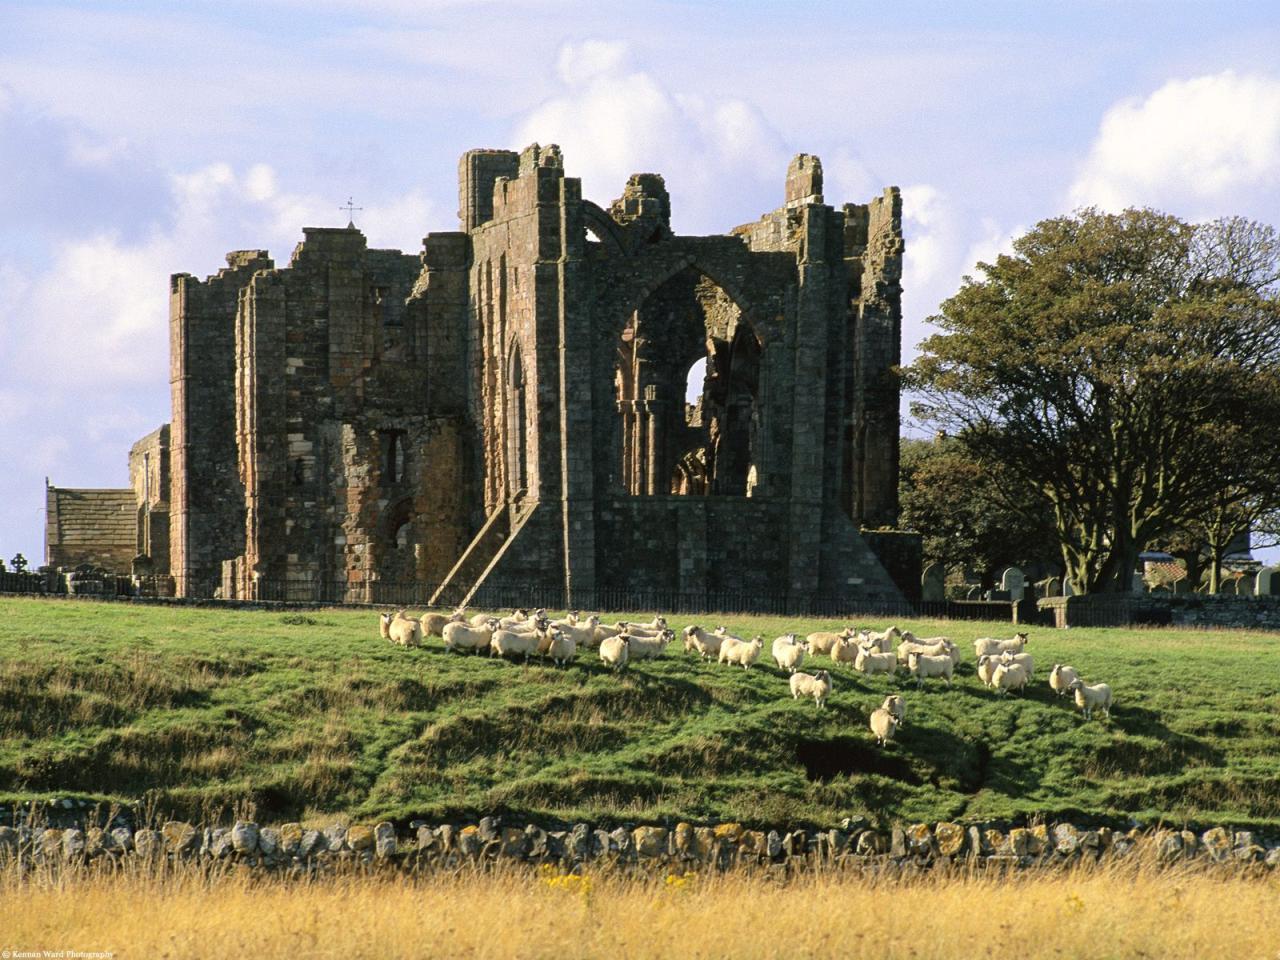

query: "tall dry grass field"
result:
(3, 859), (1277, 959)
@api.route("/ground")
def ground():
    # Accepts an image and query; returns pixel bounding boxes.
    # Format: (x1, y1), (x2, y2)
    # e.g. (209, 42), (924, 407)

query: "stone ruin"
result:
(47, 145), (917, 608)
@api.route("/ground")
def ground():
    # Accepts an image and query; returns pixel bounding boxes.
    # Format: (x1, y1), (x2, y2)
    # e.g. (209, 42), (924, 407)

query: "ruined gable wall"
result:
(128, 424), (170, 572)
(169, 251), (272, 595)
(44, 487), (136, 573)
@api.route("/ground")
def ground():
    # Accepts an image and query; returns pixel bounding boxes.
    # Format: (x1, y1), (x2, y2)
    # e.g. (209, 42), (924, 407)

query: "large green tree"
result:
(907, 209), (1280, 594)
(899, 434), (1056, 587)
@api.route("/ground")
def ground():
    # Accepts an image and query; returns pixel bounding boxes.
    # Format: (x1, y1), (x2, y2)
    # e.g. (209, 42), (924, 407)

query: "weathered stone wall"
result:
(7, 806), (1277, 873)
(170, 252), (272, 594)
(44, 487), (136, 573)
(224, 228), (471, 601)
(128, 424), (170, 573)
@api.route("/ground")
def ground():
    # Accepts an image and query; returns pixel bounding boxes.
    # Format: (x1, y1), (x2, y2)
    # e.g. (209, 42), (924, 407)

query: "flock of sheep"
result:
(377, 609), (1115, 746)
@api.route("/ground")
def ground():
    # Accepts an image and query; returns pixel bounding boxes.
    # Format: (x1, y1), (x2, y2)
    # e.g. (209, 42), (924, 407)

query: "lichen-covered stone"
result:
(739, 830), (766, 858)
(1052, 823), (1080, 855)
(714, 823), (744, 842)
(934, 822), (965, 857)
(905, 823), (932, 852)
(1202, 827), (1231, 861)
(632, 826), (668, 859)
(231, 820), (259, 855)
(279, 823), (303, 856)
(983, 829), (1008, 856)
(375, 822), (397, 859)
(766, 830), (783, 860)
(497, 826), (524, 859)
(62, 828), (86, 860)
(693, 827), (716, 860)
(134, 828), (162, 858)
(673, 822), (695, 856)
(110, 827), (133, 853)
(458, 825), (481, 857)
(163, 820), (199, 854)
(890, 826), (908, 858)
(347, 824), (375, 852)
(1154, 830), (1183, 862)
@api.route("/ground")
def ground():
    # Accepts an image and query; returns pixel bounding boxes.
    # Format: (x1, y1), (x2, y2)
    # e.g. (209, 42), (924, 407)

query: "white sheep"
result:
(854, 644), (898, 678)
(881, 695), (906, 727)
(599, 635), (631, 672)
(999, 650), (1034, 680)
(790, 670), (831, 708)
(973, 632), (1029, 658)
(490, 628), (541, 661)
(1048, 664), (1080, 698)
(976, 654), (1000, 688)
(861, 625), (901, 654)
(683, 625), (723, 661)
(719, 635), (764, 669)
(540, 615), (597, 656)
(383, 611), (422, 648)
(590, 622), (626, 650)
(627, 629), (674, 661)
(620, 621), (666, 639)
(497, 608), (532, 629)
(805, 627), (855, 656)
(896, 637), (959, 666)
(830, 634), (860, 667)
(772, 634), (807, 673)
(419, 608), (466, 638)
(906, 651), (953, 689)
(546, 628), (577, 667)
(991, 660), (1029, 696)
(443, 618), (498, 654)
(1068, 678), (1113, 719)
(869, 707), (898, 747)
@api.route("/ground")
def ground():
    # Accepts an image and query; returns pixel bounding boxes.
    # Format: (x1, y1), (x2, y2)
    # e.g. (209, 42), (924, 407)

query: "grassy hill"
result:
(0, 597), (1277, 829)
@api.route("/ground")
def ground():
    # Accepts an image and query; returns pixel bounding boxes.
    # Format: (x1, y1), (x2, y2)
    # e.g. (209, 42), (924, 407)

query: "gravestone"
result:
(1238, 575), (1255, 598)
(1131, 571), (1146, 595)
(1172, 578), (1191, 595)
(1045, 577), (1062, 598)
(920, 563), (945, 602)
(999, 566), (1026, 602)
(1216, 578), (1237, 596)
(1064, 579), (1076, 597)
(1256, 567), (1280, 596)
(966, 585), (982, 600)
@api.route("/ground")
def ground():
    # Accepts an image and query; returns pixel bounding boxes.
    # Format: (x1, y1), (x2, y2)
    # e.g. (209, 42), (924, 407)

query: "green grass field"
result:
(0, 597), (1277, 829)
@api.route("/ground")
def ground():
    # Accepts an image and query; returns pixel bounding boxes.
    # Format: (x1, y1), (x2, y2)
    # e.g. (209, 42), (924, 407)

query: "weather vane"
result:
(340, 197), (363, 228)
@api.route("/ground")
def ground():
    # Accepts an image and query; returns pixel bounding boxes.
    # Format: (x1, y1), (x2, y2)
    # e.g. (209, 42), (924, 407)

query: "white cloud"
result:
(1069, 70), (1280, 213)
(514, 40), (787, 233)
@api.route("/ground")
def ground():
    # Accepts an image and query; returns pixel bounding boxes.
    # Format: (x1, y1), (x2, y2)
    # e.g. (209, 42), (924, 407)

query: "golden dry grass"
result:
(2, 859), (1277, 959)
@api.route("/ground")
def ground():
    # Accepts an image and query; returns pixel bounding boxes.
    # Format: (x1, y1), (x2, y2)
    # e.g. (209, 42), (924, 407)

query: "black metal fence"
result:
(1, 573), (1036, 623)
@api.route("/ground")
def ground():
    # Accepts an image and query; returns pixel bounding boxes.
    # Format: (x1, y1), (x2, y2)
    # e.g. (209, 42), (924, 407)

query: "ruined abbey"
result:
(45, 145), (916, 607)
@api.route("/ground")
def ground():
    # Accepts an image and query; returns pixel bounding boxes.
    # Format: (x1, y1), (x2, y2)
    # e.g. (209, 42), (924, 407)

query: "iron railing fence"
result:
(1, 573), (1033, 623)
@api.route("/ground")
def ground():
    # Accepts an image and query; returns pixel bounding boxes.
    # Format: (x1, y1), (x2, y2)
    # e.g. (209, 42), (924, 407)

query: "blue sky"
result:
(2, 0), (1279, 565)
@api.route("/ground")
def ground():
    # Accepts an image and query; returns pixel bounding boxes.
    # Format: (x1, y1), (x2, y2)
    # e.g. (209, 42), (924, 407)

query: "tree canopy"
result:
(906, 208), (1280, 595)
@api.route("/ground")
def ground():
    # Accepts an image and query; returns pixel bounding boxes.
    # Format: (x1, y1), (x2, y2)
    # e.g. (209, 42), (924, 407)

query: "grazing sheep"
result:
(855, 644), (898, 678)
(384, 611), (423, 648)
(590, 622), (626, 650)
(906, 651), (954, 689)
(683, 625), (723, 661)
(490, 628), (542, 662)
(599, 634), (631, 673)
(378, 612), (394, 641)
(1049, 664), (1080, 698)
(973, 632), (1029, 658)
(468, 611), (495, 628)
(991, 661), (1029, 696)
(790, 670), (832, 708)
(869, 707), (899, 747)
(861, 625), (901, 654)
(881, 695), (906, 727)
(772, 634), (807, 673)
(976, 654), (1000, 688)
(497, 609), (532, 629)
(420, 608), (466, 638)
(1068, 678), (1113, 719)
(443, 618), (499, 654)
(719, 635), (764, 670)
(999, 650), (1035, 680)
(627, 629), (674, 661)
(806, 627), (855, 656)
(546, 628), (577, 667)
(830, 634), (860, 667)
(539, 615), (597, 656)
(630, 615), (669, 632)
(621, 621), (667, 639)
(896, 637), (959, 666)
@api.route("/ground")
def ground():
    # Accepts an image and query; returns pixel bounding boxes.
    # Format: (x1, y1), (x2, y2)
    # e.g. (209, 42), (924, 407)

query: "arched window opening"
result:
(382, 431), (406, 486)
(394, 520), (411, 549)
(507, 344), (529, 498)
(615, 268), (761, 497)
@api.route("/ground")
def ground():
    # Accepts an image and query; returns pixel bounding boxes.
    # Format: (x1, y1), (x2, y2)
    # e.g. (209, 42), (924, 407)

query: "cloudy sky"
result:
(2, 0), (1279, 564)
